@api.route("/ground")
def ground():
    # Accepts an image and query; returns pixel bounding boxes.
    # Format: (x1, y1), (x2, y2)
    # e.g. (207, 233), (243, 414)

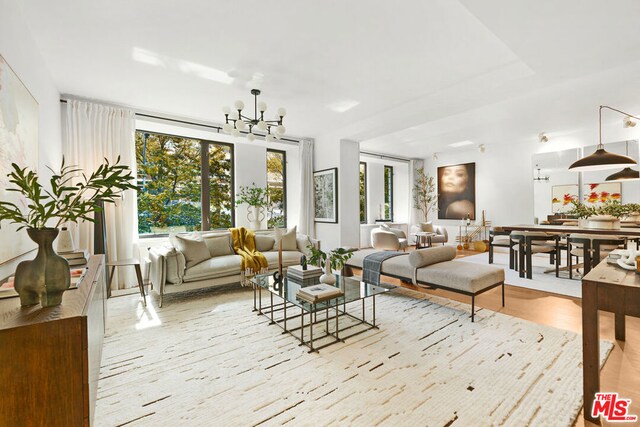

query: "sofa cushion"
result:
(182, 255), (243, 282)
(170, 234), (211, 269)
(409, 246), (456, 268)
(275, 226), (297, 251)
(416, 261), (504, 294)
(420, 222), (434, 233)
(262, 251), (303, 269)
(202, 233), (234, 257)
(255, 235), (276, 252)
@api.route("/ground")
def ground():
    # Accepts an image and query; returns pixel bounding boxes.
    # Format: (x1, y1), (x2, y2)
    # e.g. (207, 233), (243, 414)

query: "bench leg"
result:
(501, 282), (505, 307)
(471, 296), (475, 322)
(489, 245), (494, 264)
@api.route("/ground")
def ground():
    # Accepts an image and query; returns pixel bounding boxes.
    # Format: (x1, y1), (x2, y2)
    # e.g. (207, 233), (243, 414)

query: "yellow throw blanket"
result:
(229, 227), (269, 272)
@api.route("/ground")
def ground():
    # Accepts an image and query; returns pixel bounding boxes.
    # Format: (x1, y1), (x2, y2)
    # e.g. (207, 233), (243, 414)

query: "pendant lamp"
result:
(605, 140), (640, 181)
(569, 106), (639, 171)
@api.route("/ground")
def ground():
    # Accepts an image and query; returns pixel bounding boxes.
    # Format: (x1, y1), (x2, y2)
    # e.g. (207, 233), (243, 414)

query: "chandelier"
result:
(533, 164), (549, 182)
(222, 89), (286, 142)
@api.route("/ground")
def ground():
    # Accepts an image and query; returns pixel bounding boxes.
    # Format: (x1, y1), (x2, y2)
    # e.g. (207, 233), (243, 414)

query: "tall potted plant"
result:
(0, 157), (136, 307)
(235, 183), (269, 230)
(413, 167), (438, 223)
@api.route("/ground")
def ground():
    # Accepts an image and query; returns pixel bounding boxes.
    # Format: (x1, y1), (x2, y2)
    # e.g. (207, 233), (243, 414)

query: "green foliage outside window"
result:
(135, 131), (233, 234)
(267, 150), (286, 228)
(359, 162), (366, 223)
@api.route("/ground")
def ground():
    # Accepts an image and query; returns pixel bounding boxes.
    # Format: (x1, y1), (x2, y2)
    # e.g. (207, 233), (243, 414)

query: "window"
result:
(266, 149), (286, 228)
(359, 162), (367, 223)
(136, 130), (234, 235)
(384, 165), (393, 221)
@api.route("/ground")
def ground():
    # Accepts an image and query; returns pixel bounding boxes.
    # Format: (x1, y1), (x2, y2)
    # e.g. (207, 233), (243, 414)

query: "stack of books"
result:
(287, 264), (322, 286)
(60, 249), (89, 267)
(296, 283), (344, 303)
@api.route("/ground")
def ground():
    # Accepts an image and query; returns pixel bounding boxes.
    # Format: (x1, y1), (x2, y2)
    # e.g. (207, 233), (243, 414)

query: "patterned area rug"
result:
(95, 287), (611, 426)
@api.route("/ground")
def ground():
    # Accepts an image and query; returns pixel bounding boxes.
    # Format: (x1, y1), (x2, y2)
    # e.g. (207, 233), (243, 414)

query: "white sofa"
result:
(148, 229), (319, 306)
(409, 223), (449, 245)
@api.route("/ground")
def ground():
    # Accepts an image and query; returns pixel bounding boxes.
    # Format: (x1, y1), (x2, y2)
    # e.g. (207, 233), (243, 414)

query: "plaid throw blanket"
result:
(362, 251), (408, 286)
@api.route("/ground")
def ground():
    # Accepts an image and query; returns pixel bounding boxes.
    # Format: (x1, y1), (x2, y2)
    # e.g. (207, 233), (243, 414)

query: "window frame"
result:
(136, 129), (235, 238)
(359, 161), (367, 224)
(384, 165), (394, 221)
(266, 148), (287, 229)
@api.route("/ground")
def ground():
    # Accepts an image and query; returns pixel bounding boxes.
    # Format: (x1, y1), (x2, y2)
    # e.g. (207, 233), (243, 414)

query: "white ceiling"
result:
(19, 0), (640, 156)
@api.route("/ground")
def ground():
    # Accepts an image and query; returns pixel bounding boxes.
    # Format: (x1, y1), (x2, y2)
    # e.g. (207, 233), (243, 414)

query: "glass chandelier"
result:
(222, 89), (286, 142)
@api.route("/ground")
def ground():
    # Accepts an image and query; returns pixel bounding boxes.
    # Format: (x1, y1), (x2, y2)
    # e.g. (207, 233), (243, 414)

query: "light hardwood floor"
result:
(352, 248), (639, 427)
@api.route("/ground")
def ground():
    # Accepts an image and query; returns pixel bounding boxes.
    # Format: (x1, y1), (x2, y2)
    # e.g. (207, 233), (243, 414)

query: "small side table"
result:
(412, 232), (436, 249)
(106, 259), (147, 306)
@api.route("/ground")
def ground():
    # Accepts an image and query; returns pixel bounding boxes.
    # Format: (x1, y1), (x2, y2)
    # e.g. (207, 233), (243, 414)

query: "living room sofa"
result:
(148, 229), (319, 306)
(346, 247), (504, 321)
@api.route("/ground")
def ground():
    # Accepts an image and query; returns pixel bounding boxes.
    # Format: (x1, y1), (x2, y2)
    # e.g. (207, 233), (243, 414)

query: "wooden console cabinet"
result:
(0, 256), (106, 427)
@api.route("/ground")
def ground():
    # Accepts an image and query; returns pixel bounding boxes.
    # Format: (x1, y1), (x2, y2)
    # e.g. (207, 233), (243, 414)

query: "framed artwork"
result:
(437, 162), (476, 220)
(314, 168), (338, 223)
(583, 182), (621, 207)
(0, 55), (39, 265)
(551, 185), (578, 213)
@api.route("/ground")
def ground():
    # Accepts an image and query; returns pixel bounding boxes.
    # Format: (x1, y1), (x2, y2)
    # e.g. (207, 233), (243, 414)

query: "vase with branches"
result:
(0, 157), (136, 307)
(235, 183), (269, 230)
(413, 167), (438, 223)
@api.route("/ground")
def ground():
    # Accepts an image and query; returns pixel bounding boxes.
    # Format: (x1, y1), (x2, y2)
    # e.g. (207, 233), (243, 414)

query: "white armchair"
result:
(409, 223), (449, 246)
(371, 226), (408, 251)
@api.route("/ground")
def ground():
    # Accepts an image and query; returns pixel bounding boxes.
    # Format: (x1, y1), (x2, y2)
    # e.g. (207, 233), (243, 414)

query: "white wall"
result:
(0, 0), (62, 279)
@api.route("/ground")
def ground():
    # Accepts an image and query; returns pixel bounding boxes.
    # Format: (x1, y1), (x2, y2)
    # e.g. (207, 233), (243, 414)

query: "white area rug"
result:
(458, 248), (582, 298)
(95, 287), (611, 427)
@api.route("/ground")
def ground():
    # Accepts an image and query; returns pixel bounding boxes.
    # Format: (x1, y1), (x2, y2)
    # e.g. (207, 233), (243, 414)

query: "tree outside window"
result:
(359, 162), (367, 223)
(384, 165), (393, 221)
(136, 130), (233, 235)
(266, 149), (286, 228)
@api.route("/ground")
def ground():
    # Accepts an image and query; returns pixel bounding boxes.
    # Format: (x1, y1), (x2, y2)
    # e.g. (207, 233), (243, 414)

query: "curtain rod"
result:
(59, 99), (301, 144)
(360, 151), (411, 163)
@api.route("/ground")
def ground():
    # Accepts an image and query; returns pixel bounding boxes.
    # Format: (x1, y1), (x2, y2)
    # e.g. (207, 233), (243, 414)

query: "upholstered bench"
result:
(346, 247), (505, 321)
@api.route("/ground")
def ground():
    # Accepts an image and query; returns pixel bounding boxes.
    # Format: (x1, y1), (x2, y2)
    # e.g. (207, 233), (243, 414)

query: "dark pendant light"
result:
(605, 140), (640, 181)
(569, 106), (639, 171)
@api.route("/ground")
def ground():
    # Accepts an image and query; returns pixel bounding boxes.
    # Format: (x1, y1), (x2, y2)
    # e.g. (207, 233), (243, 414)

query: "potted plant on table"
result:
(307, 244), (354, 285)
(235, 183), (269, 230)
(0, 158), (136, 307)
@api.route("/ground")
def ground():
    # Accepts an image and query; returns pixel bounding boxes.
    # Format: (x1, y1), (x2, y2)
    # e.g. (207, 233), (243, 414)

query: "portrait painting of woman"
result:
(437, 162), (476, 220)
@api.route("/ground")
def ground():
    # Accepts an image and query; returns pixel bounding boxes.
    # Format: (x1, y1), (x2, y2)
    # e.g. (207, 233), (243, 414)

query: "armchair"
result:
(371, 227), (408, 251)
(409, 223), (449, 246)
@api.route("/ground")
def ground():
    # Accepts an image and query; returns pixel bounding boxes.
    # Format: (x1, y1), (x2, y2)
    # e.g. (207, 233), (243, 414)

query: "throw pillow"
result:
(420, 222), (434, 233)
(170, 234), (211, 269)
(274, 226), (297, 251)
(255, 235), (275, 252)
(202, 234), (234, 257)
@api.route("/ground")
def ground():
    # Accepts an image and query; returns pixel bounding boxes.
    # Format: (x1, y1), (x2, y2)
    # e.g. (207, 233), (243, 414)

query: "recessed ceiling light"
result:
(448, 140), (474, 148)
(328, 99), (359, 113)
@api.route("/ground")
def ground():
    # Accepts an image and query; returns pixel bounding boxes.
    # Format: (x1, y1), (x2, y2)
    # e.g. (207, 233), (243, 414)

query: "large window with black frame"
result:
(383, 165), (393, 221)
(266, 149), (287, 228)
(135, 130), (234, 235)
(360, 162), (367, 223)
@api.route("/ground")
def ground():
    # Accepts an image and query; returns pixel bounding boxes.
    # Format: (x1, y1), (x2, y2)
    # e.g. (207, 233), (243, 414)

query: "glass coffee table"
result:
(250, 273), (389, 352)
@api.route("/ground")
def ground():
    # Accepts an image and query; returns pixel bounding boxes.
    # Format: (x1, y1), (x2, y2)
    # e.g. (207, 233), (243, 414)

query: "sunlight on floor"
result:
(135, 301), (161, 330)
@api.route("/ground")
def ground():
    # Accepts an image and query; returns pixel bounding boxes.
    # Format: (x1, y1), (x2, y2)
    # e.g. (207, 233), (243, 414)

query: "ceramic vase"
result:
(14, 228), (71, 307)
(247, 206), (265, 230)
(319, 264), (336, 285)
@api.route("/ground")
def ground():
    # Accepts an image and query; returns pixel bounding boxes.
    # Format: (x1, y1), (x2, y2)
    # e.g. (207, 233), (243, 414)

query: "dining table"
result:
(502, 224), (640, 237)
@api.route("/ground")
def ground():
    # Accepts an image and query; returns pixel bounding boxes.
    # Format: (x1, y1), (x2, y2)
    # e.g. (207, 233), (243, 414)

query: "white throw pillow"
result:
(170, 234), (211, 269)
(202, 234), (234, 257)
(255, 235), (275, 252)
(420, 222), (434, 233)
(274, 226), (297, 251)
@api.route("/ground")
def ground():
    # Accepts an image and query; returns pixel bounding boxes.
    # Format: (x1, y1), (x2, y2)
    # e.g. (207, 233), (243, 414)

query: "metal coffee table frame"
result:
(251, 274), (389, 353)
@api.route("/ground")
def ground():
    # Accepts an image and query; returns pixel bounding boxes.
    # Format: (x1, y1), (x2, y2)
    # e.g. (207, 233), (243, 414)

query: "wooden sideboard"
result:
(0, 255), (106, 427)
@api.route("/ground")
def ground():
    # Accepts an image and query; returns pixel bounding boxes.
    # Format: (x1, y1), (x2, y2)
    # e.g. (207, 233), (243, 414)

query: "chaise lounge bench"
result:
(346, 247), (505, 321)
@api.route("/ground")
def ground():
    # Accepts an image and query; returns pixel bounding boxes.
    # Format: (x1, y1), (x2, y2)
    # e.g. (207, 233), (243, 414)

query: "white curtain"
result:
(298, 139), (315, 238)
(64, 100), (137, 289)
